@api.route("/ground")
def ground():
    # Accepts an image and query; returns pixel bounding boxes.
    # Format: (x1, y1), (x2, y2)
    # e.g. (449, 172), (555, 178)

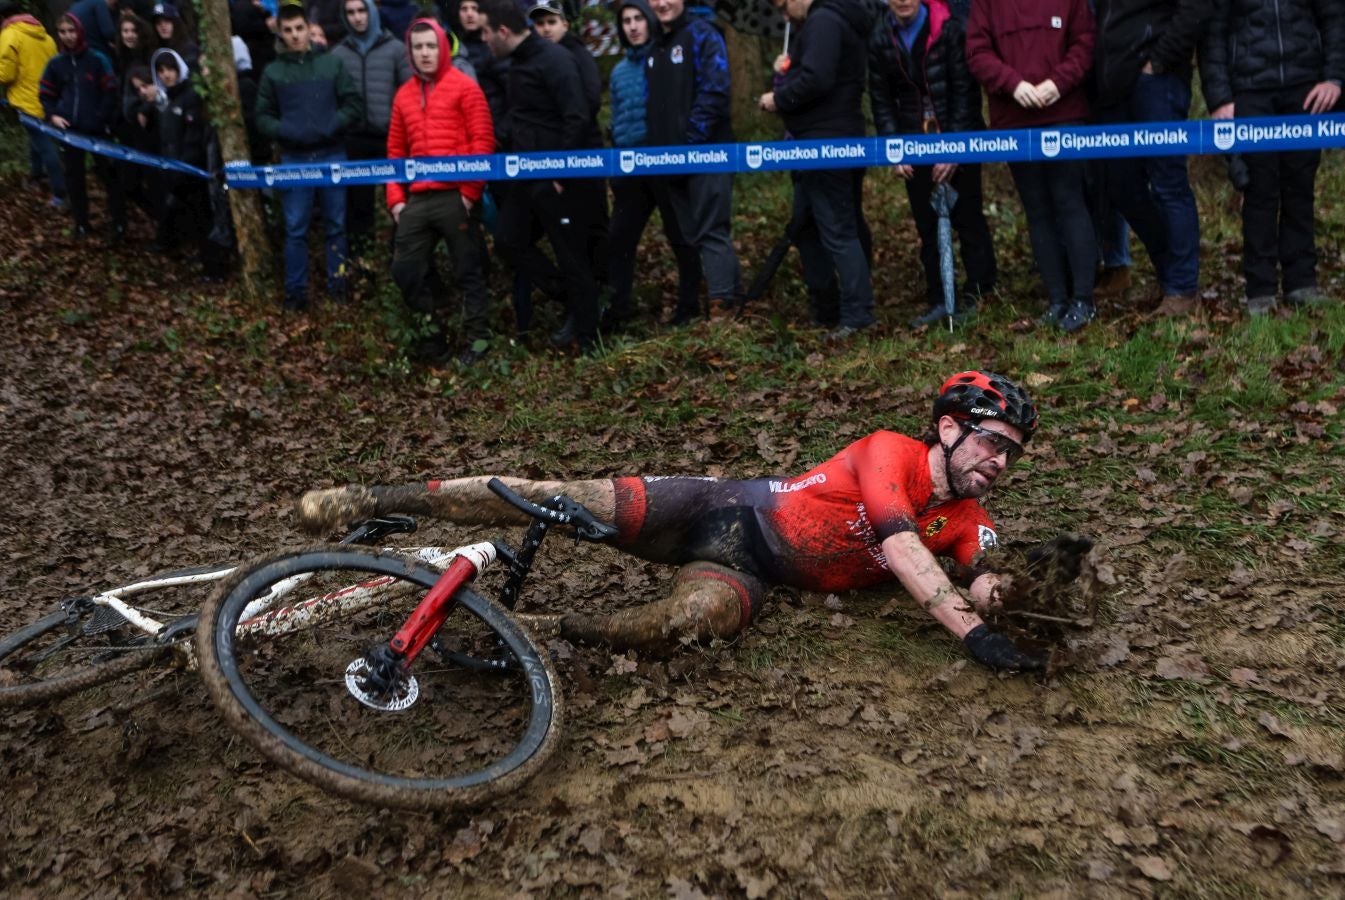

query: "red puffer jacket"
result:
(386, 18), (494, 206)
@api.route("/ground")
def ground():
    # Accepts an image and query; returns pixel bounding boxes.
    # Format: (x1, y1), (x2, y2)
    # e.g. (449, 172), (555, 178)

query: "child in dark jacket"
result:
(39, 12), (127, 239)
(147, 48), (226, 278)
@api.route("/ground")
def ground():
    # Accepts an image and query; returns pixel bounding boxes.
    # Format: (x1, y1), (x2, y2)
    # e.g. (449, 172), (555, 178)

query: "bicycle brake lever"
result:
(547, 496), (619, 543)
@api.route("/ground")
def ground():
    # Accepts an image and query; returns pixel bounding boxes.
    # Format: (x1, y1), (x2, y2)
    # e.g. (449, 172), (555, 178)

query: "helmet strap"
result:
(939, 423), (974, 500)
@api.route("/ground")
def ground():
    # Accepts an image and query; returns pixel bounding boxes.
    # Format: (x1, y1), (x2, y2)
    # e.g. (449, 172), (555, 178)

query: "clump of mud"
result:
(975, 535), (1115, 670)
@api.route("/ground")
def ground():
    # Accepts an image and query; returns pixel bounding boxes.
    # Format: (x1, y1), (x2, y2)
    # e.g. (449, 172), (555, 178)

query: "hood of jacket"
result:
(341, 0), (385, 55)
(615, 0), (656, 51)
(3, 12), (42, 30)
(58, 12), (88, 55)
(814, 0), (878, 40)
(405, 16), (449, 82)
(150, 46), (189, 90)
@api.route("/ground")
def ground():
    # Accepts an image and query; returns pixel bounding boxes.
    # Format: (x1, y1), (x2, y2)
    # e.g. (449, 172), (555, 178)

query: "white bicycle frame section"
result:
(82, 542), (498, 647)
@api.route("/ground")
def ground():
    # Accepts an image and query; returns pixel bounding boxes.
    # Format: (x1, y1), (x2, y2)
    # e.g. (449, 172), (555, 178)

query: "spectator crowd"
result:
(1, 0), (1341, 364)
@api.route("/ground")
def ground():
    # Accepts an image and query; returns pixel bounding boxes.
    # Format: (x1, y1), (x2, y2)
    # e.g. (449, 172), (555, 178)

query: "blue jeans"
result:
(279, 148), (348, 301)
(1098, 73), (1200, 294)
(25, 124), (66, 199)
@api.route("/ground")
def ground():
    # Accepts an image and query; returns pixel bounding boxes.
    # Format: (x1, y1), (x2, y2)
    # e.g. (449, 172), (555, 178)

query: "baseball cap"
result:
(527, 1), (564, 19)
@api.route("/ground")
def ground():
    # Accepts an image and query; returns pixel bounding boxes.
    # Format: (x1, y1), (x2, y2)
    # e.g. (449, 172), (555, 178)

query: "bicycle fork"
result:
(344, 542), (497, 711)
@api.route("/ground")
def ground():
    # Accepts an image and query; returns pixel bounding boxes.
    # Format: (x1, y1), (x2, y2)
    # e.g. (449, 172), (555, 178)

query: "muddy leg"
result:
(297, 477), (616, 533)
(559, 561), (757, 654)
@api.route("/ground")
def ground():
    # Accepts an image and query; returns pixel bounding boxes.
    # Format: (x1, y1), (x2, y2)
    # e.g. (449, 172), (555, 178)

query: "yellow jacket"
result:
(0, 16), (56, 118)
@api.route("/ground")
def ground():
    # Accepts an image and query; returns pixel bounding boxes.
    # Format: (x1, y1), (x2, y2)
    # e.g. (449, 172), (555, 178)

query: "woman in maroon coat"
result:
(966, 0), (1095, 332)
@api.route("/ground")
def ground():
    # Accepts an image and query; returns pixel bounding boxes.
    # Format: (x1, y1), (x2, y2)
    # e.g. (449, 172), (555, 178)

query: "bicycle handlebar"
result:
(486, 478), (618, 542)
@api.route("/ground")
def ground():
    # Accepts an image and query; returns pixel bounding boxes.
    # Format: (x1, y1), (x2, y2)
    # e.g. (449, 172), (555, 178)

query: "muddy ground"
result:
(1, 174), (1343, 899)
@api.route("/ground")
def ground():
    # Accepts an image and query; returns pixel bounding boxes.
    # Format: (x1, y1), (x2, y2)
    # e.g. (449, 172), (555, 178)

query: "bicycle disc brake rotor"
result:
(344, 657), (419, 711)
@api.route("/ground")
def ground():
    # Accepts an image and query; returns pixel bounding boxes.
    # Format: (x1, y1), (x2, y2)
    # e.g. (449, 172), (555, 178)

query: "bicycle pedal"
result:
(82, 604), (131, 636)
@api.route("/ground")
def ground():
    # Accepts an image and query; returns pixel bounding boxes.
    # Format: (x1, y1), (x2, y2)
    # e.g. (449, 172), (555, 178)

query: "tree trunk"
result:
(724, 26), (776, 141)
(195, 0), (270, 301)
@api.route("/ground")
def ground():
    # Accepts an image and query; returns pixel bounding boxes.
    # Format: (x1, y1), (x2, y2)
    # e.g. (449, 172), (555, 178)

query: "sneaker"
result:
(457, 346), (488, 367)
(1245, 295), (1276, 317)
(1285, 287), (1330, 307)
(1154, 293), (1197, 317)
(48, 196), (67, 211)
(707, 297), (742, 321)
(549, 316), (576, 348)
(825, 323), (872, 342)
(910, 302), (975, 329)
(1036, 302), (1067, 328)
(1094, 266), (1131, 299)
(668, 306), (700, 327)
(1057, 301), (1096, 333)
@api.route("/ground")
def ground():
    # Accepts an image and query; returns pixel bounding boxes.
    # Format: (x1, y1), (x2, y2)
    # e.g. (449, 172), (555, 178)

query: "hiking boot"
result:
(1058, 301), (1096, 333)
(1094, 266), (1131, 298)
(1286, 287), (1330, 307)
(1154, 293), (1197, 317)
(1245, 295), (1277, 317)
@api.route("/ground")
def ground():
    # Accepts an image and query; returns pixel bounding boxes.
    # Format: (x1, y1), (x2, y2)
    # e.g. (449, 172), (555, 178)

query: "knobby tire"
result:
(193, 544), (562, 812)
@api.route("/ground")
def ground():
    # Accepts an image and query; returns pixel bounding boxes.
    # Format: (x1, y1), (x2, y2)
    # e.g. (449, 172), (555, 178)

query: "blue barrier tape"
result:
(18, 111), (212, 178)
(222, 114), (1345, 188)
(14, 107), (1345, 188)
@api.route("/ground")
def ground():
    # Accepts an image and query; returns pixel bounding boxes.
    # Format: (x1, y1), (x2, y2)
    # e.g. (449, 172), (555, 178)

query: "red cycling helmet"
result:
(933, 371), (1039, 443)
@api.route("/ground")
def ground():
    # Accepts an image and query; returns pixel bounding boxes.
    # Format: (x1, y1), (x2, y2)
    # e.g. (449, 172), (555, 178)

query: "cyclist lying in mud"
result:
(300, 371), (1091, 671)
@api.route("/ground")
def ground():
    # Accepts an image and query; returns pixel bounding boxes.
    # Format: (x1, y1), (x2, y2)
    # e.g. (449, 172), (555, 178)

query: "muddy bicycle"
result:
(0, 516), (425, 707)
(2, 480), (615, 811)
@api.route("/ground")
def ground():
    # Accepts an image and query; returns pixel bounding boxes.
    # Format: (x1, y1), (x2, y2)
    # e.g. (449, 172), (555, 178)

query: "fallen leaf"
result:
(1133, 855), (1173, 881)
(1257, 712), (1294, 741)
(1155, 654), (1211, 681)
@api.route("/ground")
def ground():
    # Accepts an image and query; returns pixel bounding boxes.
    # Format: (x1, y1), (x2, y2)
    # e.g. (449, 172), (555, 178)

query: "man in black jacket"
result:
(481, 0), (601, 352)
(1201, 0), (1343, 316)
(761, 0), (876, 336)
(868, 0), (995, 328)
(1093, 0), (1210, 318)
(647, 0), (742, 322)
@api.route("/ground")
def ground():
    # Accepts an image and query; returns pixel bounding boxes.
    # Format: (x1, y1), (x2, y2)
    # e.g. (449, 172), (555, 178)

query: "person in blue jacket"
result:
(605, 0), (702, 329)
(646, 0), (742, 322)
(39, 11), (126, 239)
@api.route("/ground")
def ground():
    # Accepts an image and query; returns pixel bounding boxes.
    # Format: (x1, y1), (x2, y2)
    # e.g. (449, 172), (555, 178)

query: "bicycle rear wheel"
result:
(0, 564), (231, 708)
(195, 545), (561, 812)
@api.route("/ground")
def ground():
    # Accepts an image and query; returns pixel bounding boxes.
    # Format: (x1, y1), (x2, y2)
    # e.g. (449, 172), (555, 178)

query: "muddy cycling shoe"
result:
(297, 485), (379, 534)
(514, 613), (564, 640)
(963, 624), (1044, 672)
(1057, 301), (1096, 334)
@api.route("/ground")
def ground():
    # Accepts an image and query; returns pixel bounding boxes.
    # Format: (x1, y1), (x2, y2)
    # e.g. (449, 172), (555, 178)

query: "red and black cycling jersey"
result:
(612, 431), (996, 593)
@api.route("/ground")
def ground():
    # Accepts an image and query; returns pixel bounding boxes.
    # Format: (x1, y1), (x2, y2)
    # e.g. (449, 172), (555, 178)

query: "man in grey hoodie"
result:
(332, 0), (412, 253)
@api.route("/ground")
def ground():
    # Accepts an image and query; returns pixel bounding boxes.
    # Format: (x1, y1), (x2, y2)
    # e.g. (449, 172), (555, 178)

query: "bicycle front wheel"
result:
(194, 545), (562, 812)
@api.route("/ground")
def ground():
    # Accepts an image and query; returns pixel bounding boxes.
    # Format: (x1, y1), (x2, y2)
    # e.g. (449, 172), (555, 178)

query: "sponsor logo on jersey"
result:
(925, 516), (948, 538)
(978, 525), (998, 550)
(768, 473), (827, 494)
